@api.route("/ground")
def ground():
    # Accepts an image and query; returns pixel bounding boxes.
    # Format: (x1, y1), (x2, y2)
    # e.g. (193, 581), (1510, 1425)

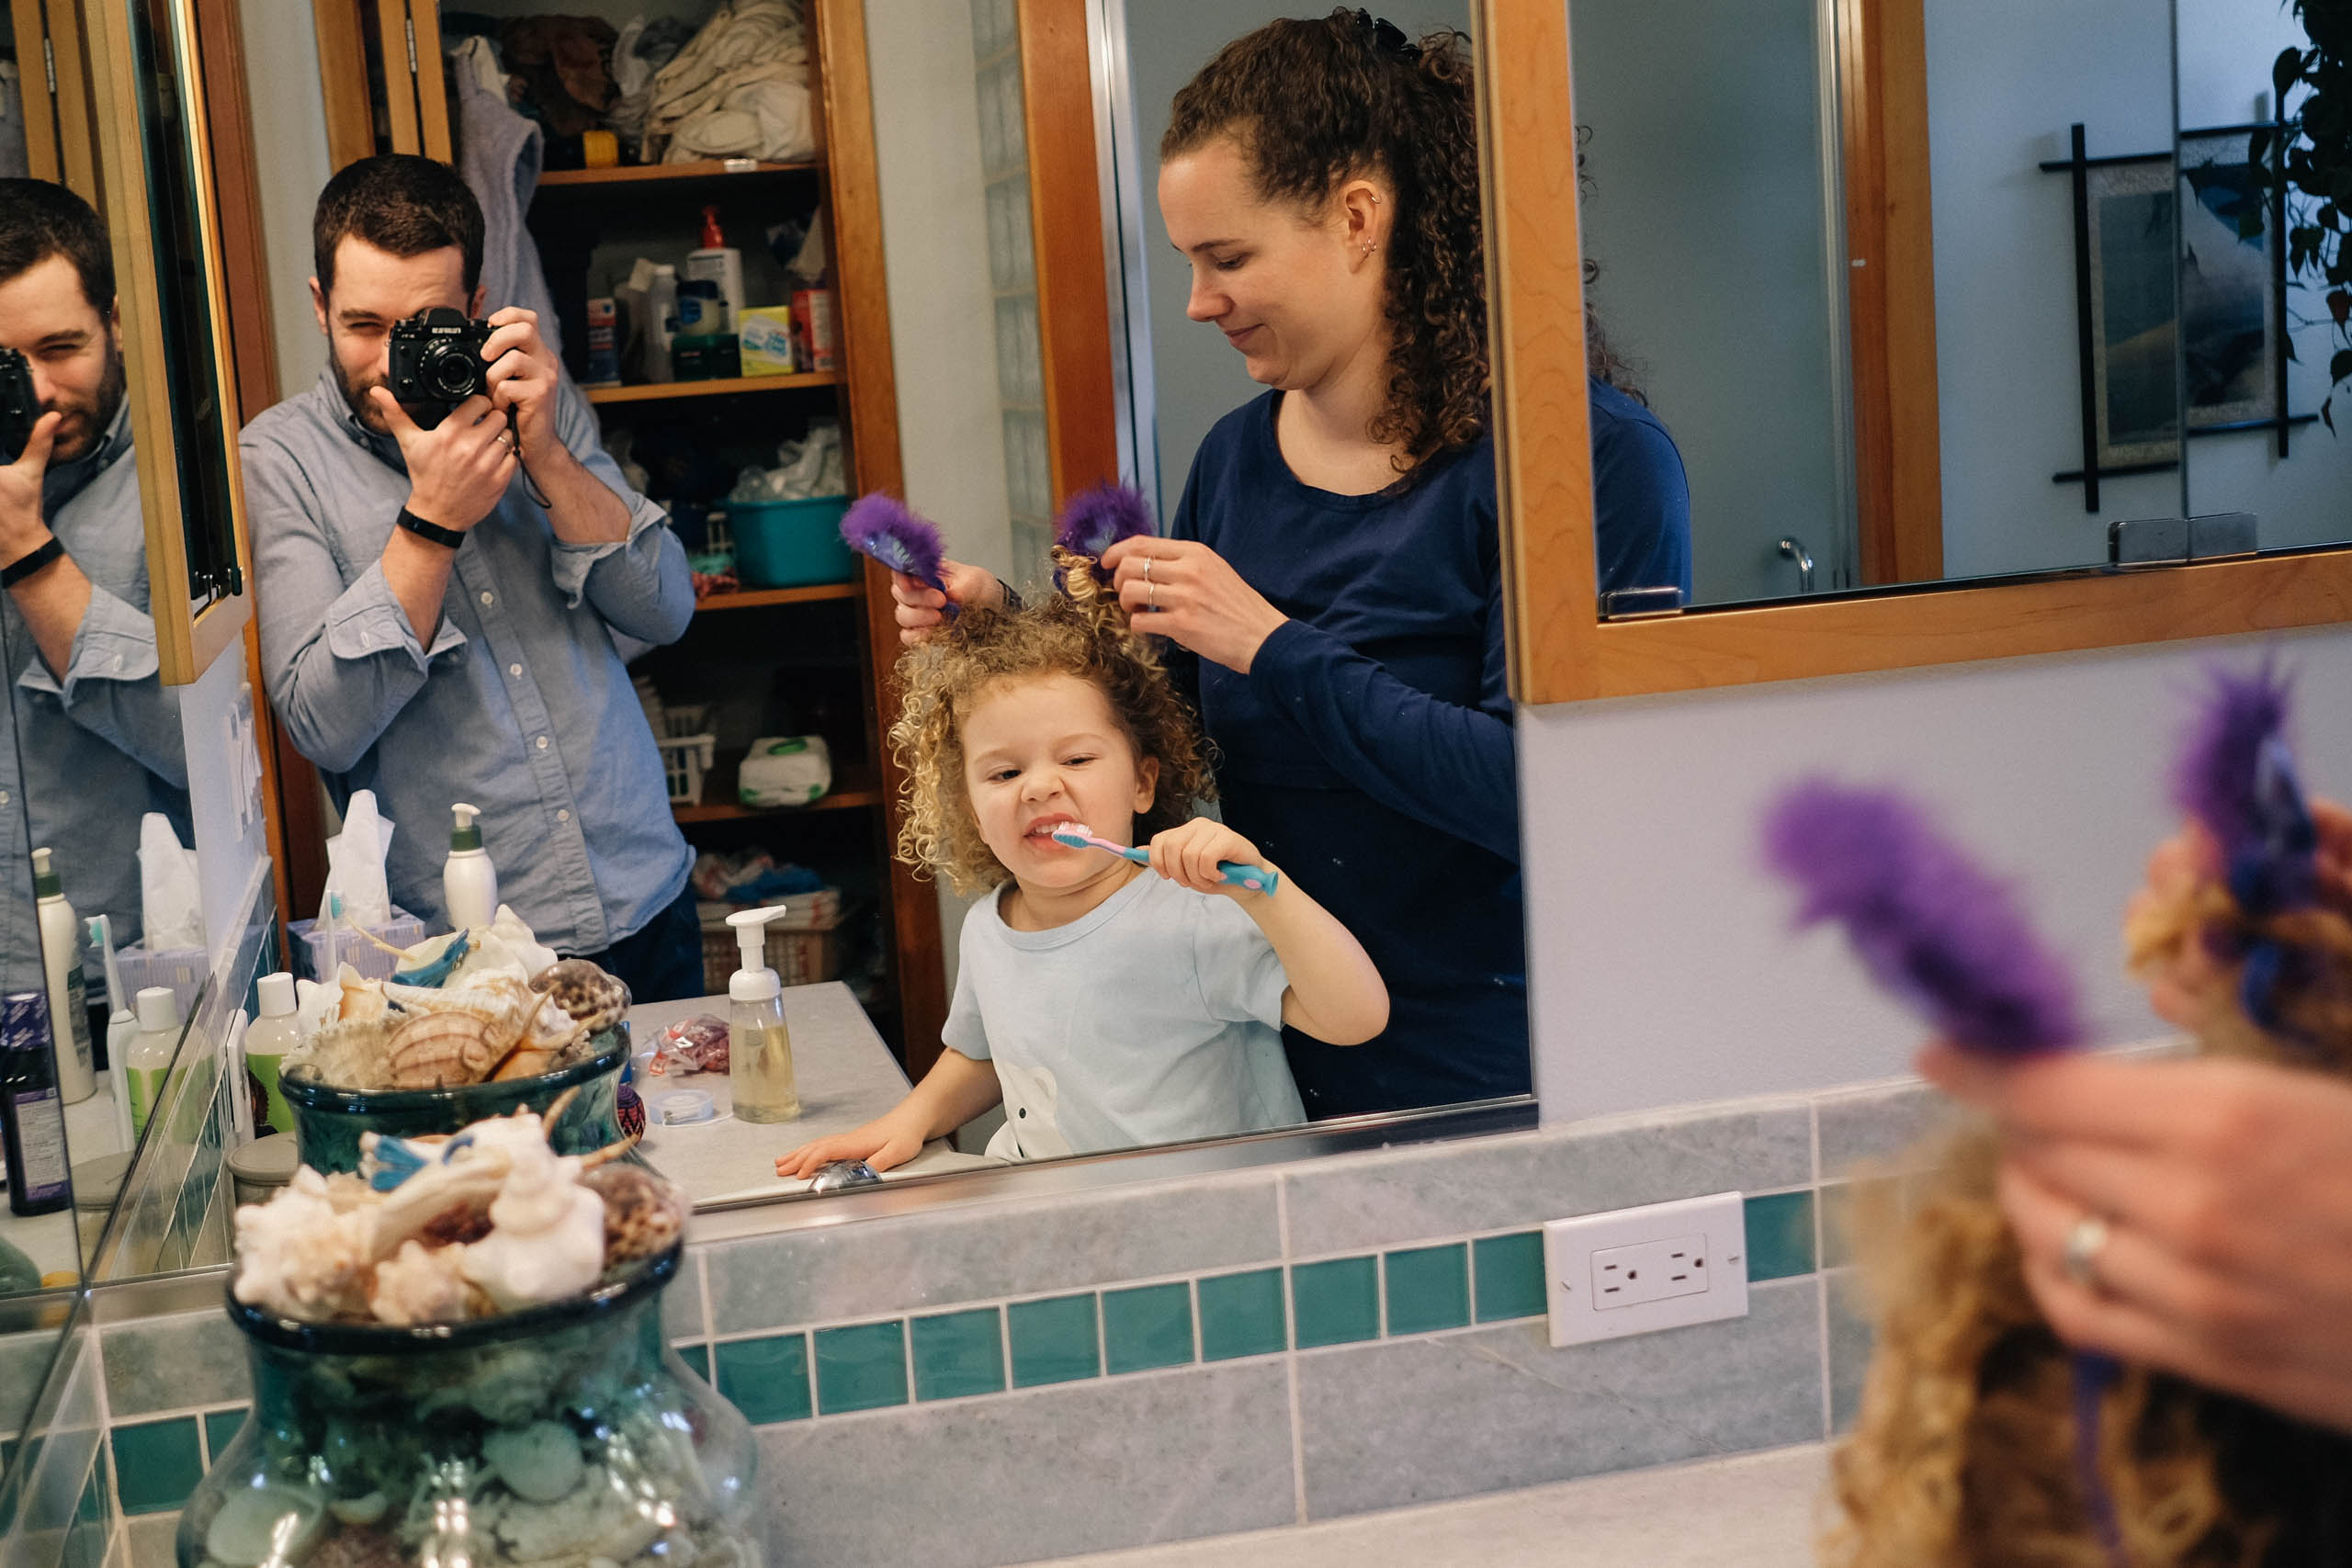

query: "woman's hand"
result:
(1102, 537), (1288, 673)
(1145, 818), (1271, 900)
(774, 1111), (928, 1179)
(889, 558), (1006, 644)
(1921, 1042), (2352, 1433)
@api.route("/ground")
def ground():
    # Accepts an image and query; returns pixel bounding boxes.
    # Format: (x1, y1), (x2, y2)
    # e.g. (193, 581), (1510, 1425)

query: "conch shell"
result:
(387, 1011), (517, 1088)
(528, 960), (631, 1037)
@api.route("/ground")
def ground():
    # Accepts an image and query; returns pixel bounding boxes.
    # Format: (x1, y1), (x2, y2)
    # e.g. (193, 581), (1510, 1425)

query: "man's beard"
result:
(333, 350), (392, 434)
(48, 349), (126, 465)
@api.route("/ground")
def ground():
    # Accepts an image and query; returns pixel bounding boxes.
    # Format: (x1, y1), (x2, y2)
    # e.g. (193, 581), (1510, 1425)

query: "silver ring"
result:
(1142, 557), (1153, 581)
(2063, 1214), (2110, 1292)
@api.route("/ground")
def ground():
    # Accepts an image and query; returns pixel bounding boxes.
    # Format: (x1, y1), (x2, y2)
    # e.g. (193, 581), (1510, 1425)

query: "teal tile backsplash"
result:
(1197, 1269), (1287, 1361)
(199, 1409), (245, 1466)
(715, 1334), (811, 1425)
(1383, 1244), (1470, 1335)
(1473, 1232), (1547, 1322)
(813, 1322), (910, 1415)
(1291, 1258), (1380, 1348)
(1743, 1190), (1816, 1282)
(1102, 1284), (1193, 1375)
(910, 1308), (1005, 1401)
(111, 1416), (201, 1516)
(1008, 1294), (1100, 1388)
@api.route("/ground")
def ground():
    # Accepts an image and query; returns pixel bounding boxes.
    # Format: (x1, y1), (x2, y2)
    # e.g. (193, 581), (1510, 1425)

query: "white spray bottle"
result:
(31, 848), (94, 1103)
(442, 803), (497, 932)
(727, 906), (799, 1122)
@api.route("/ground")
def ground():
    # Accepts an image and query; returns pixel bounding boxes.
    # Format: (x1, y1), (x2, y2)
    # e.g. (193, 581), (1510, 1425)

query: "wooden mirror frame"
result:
(1482, 0), (2352, 705)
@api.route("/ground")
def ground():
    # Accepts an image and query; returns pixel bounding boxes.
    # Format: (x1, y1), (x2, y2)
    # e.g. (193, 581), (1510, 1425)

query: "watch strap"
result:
(395, 507), (467, 550)
(0, 536), (65, 589)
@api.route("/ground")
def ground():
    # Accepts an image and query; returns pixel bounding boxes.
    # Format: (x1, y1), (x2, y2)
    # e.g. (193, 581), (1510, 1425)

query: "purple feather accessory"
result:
(1762, 780), (2082, 1056)
(1764, 780), (2120, 1562)
(840, 492), (949, 597)
(1053, 482), (1155, 561)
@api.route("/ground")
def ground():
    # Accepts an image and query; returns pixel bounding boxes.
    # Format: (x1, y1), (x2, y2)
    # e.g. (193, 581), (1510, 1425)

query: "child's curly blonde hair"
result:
(1826, 871), (2352, 1568)
(888, 550), (1217, 897)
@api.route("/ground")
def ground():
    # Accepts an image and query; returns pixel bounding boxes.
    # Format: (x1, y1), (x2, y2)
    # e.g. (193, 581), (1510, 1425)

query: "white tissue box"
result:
(287, 907), (429, 983)
(114, 942), (207, 1020)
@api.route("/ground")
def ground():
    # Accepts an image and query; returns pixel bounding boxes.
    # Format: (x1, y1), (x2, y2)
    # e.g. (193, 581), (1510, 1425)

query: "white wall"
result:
(1521, 624), (2352, 1121)
(175, 647), (268, 968)
(236, 0), (334, 398)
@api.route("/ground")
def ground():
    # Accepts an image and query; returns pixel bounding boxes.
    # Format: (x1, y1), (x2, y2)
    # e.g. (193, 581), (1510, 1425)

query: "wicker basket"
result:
(696, 893), (844, 993)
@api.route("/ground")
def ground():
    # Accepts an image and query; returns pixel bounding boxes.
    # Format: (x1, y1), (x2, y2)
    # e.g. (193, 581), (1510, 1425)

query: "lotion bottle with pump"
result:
(685, 206), (746, 329)
(32, 848), (94, 1103)
(727, 906), (799, 1122)
(443, 804), (497, 932)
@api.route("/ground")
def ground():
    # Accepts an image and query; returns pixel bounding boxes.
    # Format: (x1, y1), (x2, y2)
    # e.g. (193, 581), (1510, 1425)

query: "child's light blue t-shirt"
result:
(943, 871), (1306, 1158)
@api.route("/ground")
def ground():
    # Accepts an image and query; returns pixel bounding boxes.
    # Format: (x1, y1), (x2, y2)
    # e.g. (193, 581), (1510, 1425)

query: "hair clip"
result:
(1351, 8), (1421, 63)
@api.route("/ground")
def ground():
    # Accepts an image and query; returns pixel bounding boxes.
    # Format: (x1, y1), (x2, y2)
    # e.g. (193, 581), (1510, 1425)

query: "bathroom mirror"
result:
(1567, 0), (2352, 611)
(0, 1286), (88, 1547)
(1506, 0), (2352, 703)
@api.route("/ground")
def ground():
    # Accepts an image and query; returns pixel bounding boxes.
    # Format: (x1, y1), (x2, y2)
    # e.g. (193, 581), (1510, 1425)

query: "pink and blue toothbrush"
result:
(1049, 823), (1279, 893)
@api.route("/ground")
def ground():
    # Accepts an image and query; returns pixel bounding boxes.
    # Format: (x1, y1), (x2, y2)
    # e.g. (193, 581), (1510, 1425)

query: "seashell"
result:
(482, 1420), (586, 1504)
(490, 1045), (560, 1083)
(368, 1238), (473, 1325)
(529, 960), (632, 1036)
(385, 974), (540, 1050)
(283, 1014), (399, 1089)
(204, 1483), (327, 1567)
(326, 1493), (389, 1527)
(582, 1163), (684, 1266)
(386, 1011), (514, 1089)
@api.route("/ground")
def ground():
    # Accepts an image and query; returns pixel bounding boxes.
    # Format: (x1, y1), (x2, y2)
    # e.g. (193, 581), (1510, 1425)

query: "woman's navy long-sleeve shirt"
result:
(1168, 382), (1688, 1116)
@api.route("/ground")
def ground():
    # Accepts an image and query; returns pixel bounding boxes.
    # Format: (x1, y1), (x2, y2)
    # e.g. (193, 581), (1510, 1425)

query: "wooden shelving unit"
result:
(585, 371), (842, 405)
(673, 757), (883, 824)
(694, 582), (861, 612)
(537, 159), (820, 187)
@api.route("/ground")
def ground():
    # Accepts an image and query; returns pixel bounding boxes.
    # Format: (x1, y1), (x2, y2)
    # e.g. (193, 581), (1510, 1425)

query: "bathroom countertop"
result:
(626, 987), (981, 1204)
(1023, 1444), (1832, 1568)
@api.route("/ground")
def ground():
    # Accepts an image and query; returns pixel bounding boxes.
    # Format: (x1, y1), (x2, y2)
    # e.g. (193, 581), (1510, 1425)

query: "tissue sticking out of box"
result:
(139, 813), (205, 952)
(322, 790), (396, 931)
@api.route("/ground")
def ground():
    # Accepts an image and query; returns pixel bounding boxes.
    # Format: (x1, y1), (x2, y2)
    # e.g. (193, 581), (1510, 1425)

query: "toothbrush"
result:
(1049, 823), (1279, 894)
(87, 915), (137, 1154)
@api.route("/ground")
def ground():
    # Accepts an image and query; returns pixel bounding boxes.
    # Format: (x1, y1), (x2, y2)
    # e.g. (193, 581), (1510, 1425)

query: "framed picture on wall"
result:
(2075, 128), (2283, 471)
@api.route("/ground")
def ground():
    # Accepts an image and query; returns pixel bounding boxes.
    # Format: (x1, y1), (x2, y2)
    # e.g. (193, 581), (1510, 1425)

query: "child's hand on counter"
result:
(1146, 818), (1272, 899)
(775, 1112), (925, 1180)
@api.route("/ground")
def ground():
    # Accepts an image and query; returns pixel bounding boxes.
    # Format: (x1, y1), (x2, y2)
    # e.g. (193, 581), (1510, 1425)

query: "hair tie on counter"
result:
(655, 1089), (718, 1125)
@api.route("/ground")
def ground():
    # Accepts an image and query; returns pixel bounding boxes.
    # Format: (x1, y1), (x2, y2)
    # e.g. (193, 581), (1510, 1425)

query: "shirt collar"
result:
(40, 397), (133, 514)
(315, 360), (407, 472)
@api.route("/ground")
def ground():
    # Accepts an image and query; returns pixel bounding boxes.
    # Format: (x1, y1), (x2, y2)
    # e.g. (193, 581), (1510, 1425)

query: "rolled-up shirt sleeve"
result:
(244, 433), (466, 774)
(15, 582), (187, 787)
(544, 380), (694, 644)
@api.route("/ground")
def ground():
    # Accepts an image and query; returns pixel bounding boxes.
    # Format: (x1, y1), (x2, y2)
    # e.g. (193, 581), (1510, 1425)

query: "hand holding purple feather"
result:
(842, 493), (950, 597)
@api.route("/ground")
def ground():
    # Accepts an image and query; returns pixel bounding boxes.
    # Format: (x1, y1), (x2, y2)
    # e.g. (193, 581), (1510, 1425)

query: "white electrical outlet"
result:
(1543, 1191), (1748, 1347)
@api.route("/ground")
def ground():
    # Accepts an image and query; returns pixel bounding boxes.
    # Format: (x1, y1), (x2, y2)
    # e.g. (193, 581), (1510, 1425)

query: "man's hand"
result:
(481, 308), (565, 467)
(374, 388), (516, 533)
(0, 411), (62, 561)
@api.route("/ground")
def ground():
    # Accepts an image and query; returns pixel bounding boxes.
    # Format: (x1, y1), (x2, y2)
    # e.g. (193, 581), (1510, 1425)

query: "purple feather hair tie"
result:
(841, 492), (949, 601)
(1053, 482), (1154, 561)
(1762, 780), (2081, 1056)
(2176, 660), (2315, 919)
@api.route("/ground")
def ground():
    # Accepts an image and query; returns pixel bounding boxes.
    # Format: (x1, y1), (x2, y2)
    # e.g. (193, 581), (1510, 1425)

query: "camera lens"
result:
(428, 349), (477, 400)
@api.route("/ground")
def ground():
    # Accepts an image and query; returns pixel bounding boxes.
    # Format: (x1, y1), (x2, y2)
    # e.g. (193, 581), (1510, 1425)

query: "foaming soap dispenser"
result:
(443, 803), (497, 932)
(726, 906), (799, 1123)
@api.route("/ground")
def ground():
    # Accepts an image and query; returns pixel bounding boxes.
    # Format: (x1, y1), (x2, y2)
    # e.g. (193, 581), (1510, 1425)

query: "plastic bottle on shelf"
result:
(125, 986), (184, 1141)
(443, 803), (498, 932)
(244, 973), (300, 1135)
(645, 264), (679, 382)
(727, 906), (800, 1123)
(685, 206), (746, 330)
(1, 991), (71, 1217)
(32, 847), (95, 1103)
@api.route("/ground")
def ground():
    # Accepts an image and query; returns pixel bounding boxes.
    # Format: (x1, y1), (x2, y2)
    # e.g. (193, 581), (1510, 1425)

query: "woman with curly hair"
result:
(776, 554), (1386, 1175)
(900, 10), (1687, 1115)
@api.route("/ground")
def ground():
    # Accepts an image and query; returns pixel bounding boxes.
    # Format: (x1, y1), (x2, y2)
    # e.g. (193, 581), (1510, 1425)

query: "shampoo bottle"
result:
(685, 206), (746, 329)
(727, 906), (799, 1122)
(443, 803), (498, 932)
(1, 991), (71, 1217)
(32, 848), (94, 1103)
(244, 972), (300, 1135)
(125, 986), (182, 1141)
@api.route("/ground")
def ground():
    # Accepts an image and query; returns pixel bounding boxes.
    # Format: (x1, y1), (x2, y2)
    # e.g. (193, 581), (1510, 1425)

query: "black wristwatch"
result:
(0, 536), (65, 588)
(395, 506), (467, 550)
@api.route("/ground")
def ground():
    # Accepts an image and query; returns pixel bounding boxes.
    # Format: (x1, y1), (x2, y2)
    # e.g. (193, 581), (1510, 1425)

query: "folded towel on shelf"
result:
(644, 0), (815, 165)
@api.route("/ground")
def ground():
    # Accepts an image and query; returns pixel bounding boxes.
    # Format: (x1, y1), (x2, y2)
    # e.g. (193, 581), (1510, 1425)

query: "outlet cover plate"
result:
(1543, 1191), (1749, 1347)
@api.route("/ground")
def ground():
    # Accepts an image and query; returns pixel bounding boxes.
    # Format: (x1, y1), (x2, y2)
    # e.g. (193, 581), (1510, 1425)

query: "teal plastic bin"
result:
(729, 495), (854, 588)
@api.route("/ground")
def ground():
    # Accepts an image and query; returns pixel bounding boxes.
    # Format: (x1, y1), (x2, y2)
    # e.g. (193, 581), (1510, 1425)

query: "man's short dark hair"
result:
(0, 179), (116, 316)
(312, 155), (484, 299)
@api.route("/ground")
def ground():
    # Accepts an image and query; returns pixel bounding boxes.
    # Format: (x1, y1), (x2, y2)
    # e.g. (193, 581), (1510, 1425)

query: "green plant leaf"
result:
(2333, 289), (2352, 325)
(2331, 348), (2352, 385)
(2278, 46), (2308, 101)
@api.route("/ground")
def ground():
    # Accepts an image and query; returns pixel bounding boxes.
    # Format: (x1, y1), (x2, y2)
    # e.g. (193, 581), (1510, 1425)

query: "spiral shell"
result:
(583, 1163), (684, 1266)
(386, 1011), (514, 1088)
(529, 960), (632, 1036)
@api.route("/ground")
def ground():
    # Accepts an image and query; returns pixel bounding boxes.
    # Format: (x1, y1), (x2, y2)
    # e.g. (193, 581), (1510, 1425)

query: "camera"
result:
(388, 308), (495, 409)
(0, 348), (35, 465)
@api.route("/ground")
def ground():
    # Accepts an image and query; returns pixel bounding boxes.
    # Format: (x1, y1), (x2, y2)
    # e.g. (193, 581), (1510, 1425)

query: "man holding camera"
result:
(243, 155), (701, 999)
(0, 179), (191, 998)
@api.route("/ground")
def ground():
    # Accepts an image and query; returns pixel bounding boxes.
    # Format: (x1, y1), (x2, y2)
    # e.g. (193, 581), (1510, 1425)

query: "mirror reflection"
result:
(0, 157), (194, 1292)
(1571, 0), (2352, 610)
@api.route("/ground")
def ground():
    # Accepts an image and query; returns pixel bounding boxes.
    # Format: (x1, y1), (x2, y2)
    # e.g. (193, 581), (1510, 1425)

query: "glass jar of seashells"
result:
(176, 1114), (760, 1568)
